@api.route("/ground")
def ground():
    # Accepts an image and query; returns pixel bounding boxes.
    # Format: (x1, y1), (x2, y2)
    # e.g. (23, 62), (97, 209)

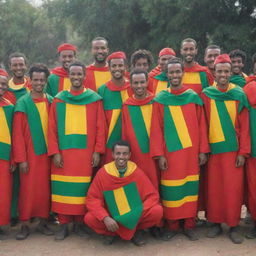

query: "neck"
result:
(184, 61), (195, 68)
(115, 163), (127, 171)
(31, 91), (44, 99)
(171, 84), (182, 90)
(13, 76), (25, 84)
(93, 61), (107, 68)
(232, 72), (242, 76)
(111, 77), (125, 86)
(134, 91), (148, 100)
(217, 83), (229, 90)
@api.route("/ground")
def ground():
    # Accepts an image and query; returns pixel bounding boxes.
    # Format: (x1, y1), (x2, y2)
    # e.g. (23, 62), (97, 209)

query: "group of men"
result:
(1, 36), (256, 246)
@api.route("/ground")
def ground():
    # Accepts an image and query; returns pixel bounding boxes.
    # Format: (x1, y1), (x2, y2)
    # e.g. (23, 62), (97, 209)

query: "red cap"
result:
(159, 48), (176, 57)
(0, 69), (8, 78)
(107, 51), (126, 61)
(214, 54), (231, 66)
(57, 43), (77, 53)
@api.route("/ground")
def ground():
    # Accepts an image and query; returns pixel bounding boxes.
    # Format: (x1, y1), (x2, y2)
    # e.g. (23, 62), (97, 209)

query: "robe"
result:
(13, 93), (52, 221)
(151, 87), (209, 221)
(48, 88), (106, 216)
(84, 161), (162, 240)
(230, 73), (248, 88)
(150, 72), (170, 95)
(201, 83), (250, 226)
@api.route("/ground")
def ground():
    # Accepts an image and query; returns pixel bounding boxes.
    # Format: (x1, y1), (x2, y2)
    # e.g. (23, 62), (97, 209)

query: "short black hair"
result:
(181, 38), (197, 48)
(204, 45), (221, 55)
(130, 49), (154, 67)
(229, 49), (247, 64)
(167, 57), (184, 71)
(130, 68), (148, 82)
(8, 52), (28, 65)
(68, 61), (86, 74)
(92, 37), (108, 47)
(112, 140), (131, 152)
(29, 63), (50, 79)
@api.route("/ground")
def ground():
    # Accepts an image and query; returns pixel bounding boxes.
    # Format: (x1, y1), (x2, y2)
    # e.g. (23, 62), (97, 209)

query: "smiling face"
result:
(59, 50), (76, 70)
(31, 72), (47, 94)
(214, 63), (232, 88)
(204, 48), (221, 70)
(69, 65), (85, 90)
(109, 58), (125, 80)
(131, 73), (148, 99)
(231, 56), (244, 75)
(112, 145), (131, 170)
(180, 42), (198, 64)
(167, 63), (183, 88)
(9, 57), (27, 79)
(134, 58), (150, 72)
(91, 40), (109, 64)
(0, 76), (8, 97)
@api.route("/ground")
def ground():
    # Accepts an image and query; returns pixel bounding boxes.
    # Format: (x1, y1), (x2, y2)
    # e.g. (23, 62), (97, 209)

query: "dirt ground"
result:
(0, 219), (256, 256)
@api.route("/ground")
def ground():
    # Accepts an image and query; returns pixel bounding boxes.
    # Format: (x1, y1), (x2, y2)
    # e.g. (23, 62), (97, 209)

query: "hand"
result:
(103, 216), (119, 232)
(92, 152), (100, 167)
(53, 153), (63, 168)
(158, 156), (168, 171)
(236, 155), (245, 167)
(9, 164), (16, 173)
(199, 153), (208, 166)
(19, 162), (28, 173)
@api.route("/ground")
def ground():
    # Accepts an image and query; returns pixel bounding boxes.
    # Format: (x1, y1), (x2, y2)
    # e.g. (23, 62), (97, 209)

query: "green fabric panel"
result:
(128, 105), (149, 153)
(249, 107), (256, 157)
(160, 180), (199, 201)
(15, 94), (48, 155)
(164, 106), (183, 152)
(103, 182), (143, 230)
(106, 113), (122, 148)
(230, 75), (246, 88)
(155, 71), (170, 83)
(8, 87), (28, 101)
(55, 89), (102, 105)
(0, 142), (11, 161)
(98, 84), (123, 110)
(46, 74), (60, 97)
(51, 180), (90, 197)
(154, 89), (203, 106)
(56, 102), (87, 150)
(199, 71), (209, 89)
(210, 100), (238, 154)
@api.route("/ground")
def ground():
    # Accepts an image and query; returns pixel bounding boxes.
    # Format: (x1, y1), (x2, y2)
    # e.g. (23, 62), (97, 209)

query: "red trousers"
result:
(167, 217), (195, 230)
(58, 214), (84, 224)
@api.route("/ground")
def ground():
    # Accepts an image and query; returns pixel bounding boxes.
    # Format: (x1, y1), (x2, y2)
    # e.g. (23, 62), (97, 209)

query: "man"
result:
(84, 140), (163, 246)
(46, 43), (77, 97)
(12, 64), (53, 240)
(130, 49), (154, 72)
(98, 51), (132, 163)
(229, 49), (247, 87)
(204, 45), (221, 79)
(201, 54), (250, 244)
(0, 69), (14, 237)
(151, 57), (209, 241)
(85, 37), (111, 92)
(48, 61), (106, 240)
(4, 52), (30, 105)
(149, 48), (176, 94)
(180, 38), (213, 94)
(122, 69), (158, 189)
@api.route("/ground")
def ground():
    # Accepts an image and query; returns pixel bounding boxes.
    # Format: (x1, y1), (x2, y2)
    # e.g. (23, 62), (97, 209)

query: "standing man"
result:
(201, 54), (250, 244)
(13, 64), (53, 240)
(151, 58), (209, 241)
(180, 38), (213, 94)
(98, 52), (132, 163)
(204, 45), (221, 79)
(48, 61), (106, 240)
(122, 69), (158, 189)
(0, 69), (14, 236)
(46, 43), (77, 97)
(84, 140), (163, 246)
(130, 49), (154, 72)
(229, 49), (247, 87)
(85, 37), (111, 92)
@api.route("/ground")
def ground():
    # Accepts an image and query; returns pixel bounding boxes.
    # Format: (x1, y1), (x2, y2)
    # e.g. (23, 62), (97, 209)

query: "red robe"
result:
(201, 86), (250, 226)
(151, 87), (209, 221)
(149, 65), (161, 78)
(12, 96), (51, 221)
(84, 161), (162, 240)
(122, 93), (159, 189)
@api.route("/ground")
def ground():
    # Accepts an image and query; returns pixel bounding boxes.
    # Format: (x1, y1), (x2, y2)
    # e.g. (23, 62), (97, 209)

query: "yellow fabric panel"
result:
(0, 107), (11, 144)
(65, 104), (87, 135)
(209, 99), (225, 143)
(120, 90), (129, 103)
(108, 109), (121, 139)
(35, 102), (48, 147)
(162, 195), (198, 208)
(63, 77), (72, 91)
(169, 106), (192, 148)
(161, 175), (199, 186)
(51, 175), (91, 183)
(155, 81), (168, 94)
(224, 101), (236, 127)
(140, 104), (152, 137)
(182, 72), (201, 84)
(94, 71), (111, 91)
(104, 161), (137, 177)
(52, 194), (86, 205)
(113, 187), (131, 215)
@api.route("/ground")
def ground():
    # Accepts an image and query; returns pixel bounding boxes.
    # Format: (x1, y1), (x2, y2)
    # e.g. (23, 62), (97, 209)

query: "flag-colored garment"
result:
(122, 93), (159, 189)
(0, 98), (14, 225)
(149, 65), (161, 78)
(4, 77), (31, 105)
(201, 83), (250, 226)
(48, 88), (106, 215)
(151, 87), (209, 220)
(84, 64), (111, 92)
(85, 161), (162, 240)
(12, 94), (52, 221)
(150, 72), (170, 95)
(230, 73), (247, 88)
(98, 80), (132, 163)
(182, 63), (213, 94)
